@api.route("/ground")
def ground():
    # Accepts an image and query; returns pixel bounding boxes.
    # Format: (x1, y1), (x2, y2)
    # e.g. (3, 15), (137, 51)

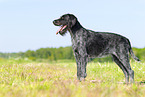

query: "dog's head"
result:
(53, 14), (77, 35)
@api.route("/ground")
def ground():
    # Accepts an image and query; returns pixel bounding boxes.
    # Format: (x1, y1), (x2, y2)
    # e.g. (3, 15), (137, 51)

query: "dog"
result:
(53, 14), (140, 83)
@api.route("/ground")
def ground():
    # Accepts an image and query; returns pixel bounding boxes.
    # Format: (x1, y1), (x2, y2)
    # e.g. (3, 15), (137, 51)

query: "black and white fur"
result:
(53, 14), (140, 83)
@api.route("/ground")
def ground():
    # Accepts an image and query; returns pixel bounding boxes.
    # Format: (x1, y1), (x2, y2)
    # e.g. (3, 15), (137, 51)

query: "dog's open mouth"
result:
(56, 25), (67, 35)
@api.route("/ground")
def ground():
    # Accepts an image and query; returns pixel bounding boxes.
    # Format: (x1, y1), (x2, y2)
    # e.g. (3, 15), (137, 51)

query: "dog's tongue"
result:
(56, 25), (67, 35)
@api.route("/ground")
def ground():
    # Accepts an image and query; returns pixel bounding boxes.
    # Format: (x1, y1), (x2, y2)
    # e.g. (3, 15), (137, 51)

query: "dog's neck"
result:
(69, 21), (83, 37)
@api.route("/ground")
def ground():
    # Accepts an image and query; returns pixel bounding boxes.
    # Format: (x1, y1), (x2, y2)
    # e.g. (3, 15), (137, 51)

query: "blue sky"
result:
(0, 0), (145, 52)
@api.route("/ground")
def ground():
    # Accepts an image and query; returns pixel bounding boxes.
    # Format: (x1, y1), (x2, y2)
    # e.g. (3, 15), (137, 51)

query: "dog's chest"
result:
(71, 36), (83, 49)
(71, 33), (86, 51)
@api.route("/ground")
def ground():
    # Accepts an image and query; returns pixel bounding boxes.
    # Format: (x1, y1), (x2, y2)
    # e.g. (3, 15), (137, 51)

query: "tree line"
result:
(0, 47), (74, 61)
(0, 46), (145, 62)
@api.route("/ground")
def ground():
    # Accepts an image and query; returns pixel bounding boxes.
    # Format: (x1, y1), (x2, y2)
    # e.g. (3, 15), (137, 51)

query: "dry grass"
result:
(0, 59), (145, 97)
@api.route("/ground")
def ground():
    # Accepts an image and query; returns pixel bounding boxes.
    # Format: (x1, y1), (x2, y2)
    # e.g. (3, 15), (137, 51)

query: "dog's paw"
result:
(80, 77), (85, 82)
(77, 77), (85, 82)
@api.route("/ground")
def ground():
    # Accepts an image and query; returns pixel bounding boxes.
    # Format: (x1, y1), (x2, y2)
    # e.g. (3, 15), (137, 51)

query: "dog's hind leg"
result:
(118, 54), (134, 83)
(112, 54), (129, 83)
(113, 46), (134, 83)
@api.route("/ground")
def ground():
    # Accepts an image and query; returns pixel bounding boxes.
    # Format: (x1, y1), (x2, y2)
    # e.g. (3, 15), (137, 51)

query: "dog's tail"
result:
(129, 45), (141, 62)
(129, 48), (140, 61)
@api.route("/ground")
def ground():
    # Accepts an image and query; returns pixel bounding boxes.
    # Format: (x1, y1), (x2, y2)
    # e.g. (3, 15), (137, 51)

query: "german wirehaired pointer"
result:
(53, 14), (140, 83)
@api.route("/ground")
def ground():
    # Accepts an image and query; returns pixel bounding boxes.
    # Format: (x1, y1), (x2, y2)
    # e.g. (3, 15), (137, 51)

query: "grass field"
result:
(0, 58), (145, 97)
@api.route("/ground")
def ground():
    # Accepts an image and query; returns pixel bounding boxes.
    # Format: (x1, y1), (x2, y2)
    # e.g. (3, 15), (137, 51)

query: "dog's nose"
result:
(53, 20), (58, 24)
(53, 20), (61, 26)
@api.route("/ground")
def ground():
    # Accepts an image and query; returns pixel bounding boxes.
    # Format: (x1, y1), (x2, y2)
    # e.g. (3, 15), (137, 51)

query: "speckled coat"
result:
(53, 14), (140, 83)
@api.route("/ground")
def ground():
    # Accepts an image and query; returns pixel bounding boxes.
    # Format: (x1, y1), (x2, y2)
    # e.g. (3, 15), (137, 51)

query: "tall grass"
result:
(0, 59), (145, 97)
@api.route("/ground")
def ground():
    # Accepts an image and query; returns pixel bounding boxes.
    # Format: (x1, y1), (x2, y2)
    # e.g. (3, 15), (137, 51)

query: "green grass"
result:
(0, 59), (145, 97)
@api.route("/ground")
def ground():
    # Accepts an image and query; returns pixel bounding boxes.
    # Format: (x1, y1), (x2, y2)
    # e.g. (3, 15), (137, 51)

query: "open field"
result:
(0, 59), (145, 97)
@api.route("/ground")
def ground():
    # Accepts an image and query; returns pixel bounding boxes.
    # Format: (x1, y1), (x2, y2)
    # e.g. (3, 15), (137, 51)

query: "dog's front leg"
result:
(74, 51), (88, 81)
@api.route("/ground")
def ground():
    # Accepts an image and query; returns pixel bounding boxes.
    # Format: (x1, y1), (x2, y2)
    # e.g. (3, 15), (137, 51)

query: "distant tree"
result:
(0, 47), (144, 62)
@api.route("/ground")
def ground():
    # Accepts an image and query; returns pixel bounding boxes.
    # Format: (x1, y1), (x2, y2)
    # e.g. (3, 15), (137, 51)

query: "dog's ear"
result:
(71, 18), (77, 27)
(69, 16), (77, 28)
